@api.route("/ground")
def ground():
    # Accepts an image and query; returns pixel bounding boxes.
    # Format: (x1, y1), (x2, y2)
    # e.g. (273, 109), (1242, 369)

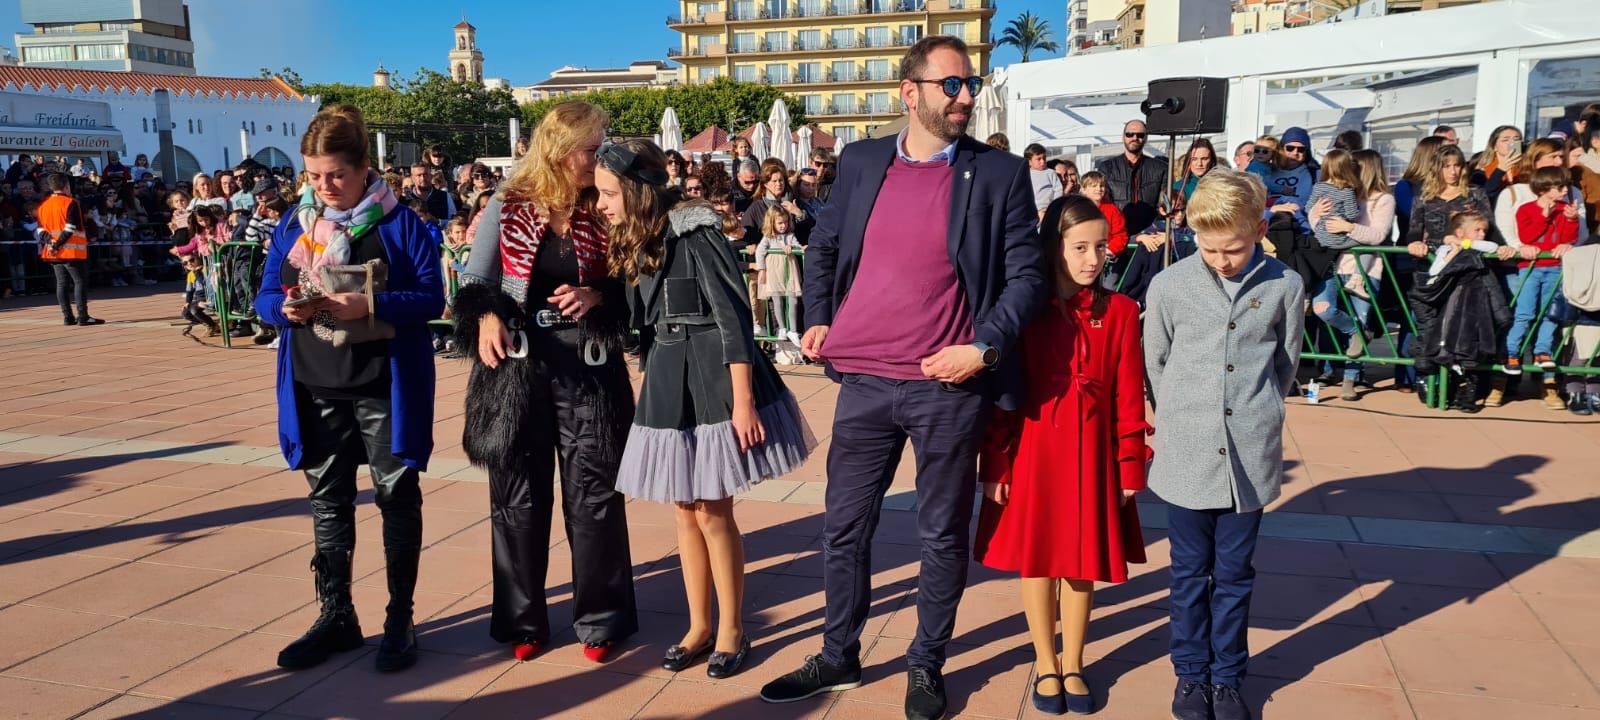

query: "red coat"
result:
(974, 290), (1149, 582)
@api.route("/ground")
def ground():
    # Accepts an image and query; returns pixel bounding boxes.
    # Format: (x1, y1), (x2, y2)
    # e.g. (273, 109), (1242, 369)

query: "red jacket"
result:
(1098, 200), (1129, 255)
(1515, 200), (1579, 268)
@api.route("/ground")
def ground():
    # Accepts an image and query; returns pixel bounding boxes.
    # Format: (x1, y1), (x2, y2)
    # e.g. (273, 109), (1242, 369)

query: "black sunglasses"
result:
(1283, 145), (1308, 154)
(472, 172), (493, 179)
(1124, 132), (1147, 139)
(911, 76), (983, 98)
(684, 184), (704, 193)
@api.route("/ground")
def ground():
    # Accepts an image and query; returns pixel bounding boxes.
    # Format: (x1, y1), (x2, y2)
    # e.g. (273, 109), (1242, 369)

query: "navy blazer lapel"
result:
(841, 138), (895, 267)
(947, 138), (976, 263)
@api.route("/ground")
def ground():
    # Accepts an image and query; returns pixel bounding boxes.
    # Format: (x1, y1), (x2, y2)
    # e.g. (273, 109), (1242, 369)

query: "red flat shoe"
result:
(512, 640), (542, 662)
(582, 641), (614, 663)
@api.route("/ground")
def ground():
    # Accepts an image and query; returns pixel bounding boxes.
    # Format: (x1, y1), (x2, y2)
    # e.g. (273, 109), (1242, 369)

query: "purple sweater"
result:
(822, 155), (973, 379)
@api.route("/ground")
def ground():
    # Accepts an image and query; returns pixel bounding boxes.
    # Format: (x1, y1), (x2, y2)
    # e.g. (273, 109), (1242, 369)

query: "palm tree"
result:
(997, 11), (1061, 63)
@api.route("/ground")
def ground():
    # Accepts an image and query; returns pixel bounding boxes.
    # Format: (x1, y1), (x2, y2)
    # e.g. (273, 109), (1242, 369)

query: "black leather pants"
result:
(488, 330), (638, 646)
(299, 392), (423, 554)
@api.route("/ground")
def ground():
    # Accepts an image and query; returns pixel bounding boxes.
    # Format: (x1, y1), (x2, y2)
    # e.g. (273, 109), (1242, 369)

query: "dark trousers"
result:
(299, 391), (424, 553)
(1166, 503), (1264, 689)
(52, 261), (88, 320)
(488, 336), (638, 646)
(822, 374), (988, 670)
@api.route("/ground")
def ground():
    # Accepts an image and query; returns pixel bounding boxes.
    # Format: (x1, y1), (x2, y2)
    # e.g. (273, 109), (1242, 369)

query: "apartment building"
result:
(668, 0), (994, 143)
(14, 0), (197, 76)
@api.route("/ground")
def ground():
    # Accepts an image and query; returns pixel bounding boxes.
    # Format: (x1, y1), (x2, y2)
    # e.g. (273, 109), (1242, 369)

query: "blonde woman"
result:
(187, 172), (229, 214)
(454, 101), (638, 664)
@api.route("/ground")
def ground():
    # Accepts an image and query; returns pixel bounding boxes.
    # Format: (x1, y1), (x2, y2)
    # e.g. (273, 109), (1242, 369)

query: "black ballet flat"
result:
(1033, 674), (1067, 715)
(706, 635), (751, 679)
(1062, 672), (1095, 715)
(661, 636), (715, 672)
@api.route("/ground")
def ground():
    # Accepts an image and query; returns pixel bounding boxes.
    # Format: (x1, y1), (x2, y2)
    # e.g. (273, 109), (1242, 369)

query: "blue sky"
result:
(2, 0), (1064, 85)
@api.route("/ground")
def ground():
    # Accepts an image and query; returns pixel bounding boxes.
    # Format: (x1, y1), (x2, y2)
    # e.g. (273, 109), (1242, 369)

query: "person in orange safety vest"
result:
(36, 173), (102, 326)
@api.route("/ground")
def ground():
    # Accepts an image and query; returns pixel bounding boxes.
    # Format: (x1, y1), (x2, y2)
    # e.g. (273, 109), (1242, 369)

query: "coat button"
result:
(1228, 322), (1237, 330)
(1218, 447), (1228, 456)
(1226, 364), (1235, 372)
(1225, 408), (1233, 416)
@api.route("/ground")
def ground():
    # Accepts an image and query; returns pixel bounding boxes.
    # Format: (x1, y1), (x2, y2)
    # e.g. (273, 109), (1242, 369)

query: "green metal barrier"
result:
(211, 241), (262, 349)
(430, 243), (467, 333)
(1303, 245), (1599, 411)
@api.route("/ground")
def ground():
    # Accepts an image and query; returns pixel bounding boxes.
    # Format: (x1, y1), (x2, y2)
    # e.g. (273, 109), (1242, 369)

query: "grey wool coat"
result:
(1143, 250), (1305, 513)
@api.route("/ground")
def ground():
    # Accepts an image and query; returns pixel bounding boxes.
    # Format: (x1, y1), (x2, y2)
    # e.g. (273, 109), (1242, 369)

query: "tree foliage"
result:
(271, 68), (521, 164)
(997, 11), (1061, 63)
(520, 78), (809, 139)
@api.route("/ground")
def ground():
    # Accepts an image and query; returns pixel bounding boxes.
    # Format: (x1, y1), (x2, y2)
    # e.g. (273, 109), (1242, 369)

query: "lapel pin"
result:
(1248, 299), (1261, 309)
(963, 170), (972, 180)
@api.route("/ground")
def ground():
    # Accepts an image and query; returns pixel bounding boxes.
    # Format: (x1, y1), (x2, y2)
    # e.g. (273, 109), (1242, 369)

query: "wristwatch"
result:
(973, 341), (1000, 368)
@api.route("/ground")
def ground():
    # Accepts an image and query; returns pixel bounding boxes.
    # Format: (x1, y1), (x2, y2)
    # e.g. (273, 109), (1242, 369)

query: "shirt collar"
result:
(896, 129), (957, 167)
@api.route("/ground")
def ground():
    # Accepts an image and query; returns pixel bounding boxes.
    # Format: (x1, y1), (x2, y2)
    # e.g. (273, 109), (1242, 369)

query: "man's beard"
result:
(916, 99), (972, 143)
(1125, 141), (1144, 154)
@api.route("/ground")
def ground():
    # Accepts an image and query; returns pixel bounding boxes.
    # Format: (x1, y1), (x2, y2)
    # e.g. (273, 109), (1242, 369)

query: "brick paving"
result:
(0, 286), (1598, 719)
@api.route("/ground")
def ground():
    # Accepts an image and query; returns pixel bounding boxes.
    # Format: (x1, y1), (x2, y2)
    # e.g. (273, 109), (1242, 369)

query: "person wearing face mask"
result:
(760, 36), (1047, 720)
(452, 101), (639, 666)
(255, 104), (444, 675)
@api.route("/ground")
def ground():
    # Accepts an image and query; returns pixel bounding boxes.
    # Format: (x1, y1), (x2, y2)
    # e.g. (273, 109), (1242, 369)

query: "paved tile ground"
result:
(0, 286), (1598, 720)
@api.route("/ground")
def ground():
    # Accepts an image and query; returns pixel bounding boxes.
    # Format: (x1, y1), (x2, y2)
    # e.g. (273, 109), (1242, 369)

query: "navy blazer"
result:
(802, 133), (1048, 411)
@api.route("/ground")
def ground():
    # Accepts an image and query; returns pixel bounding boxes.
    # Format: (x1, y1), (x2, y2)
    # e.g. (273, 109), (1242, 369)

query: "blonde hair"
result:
(191, 173), (215, 199)
(1187, 169), (1267, 237)
(1318, 148), (1360, 190)
(762, 206), (792, 237)
(501, 102), (609, 213)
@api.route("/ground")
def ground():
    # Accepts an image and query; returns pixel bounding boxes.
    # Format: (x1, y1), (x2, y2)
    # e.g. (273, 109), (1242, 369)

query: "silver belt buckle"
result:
(535, 310), (562, 328)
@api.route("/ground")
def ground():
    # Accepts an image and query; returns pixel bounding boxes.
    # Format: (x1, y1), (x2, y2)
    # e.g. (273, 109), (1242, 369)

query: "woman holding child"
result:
(454, 101), (639, 664)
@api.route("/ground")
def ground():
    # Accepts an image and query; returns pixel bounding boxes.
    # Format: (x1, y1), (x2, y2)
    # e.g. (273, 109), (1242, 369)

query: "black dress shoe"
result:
(1061, 672), (1094, 714)
(77, 317), (104, 326)
(62, 316), (77, 326)
(661, 636), (714, 672)
(1211, 683), (1251, 720)
(706, 635), (750, 679)
(1031, 674), (1066, 715)
(1171, 679), (1211, 720)
(760, 654), (862, 703)
(905, 665), (947, 720)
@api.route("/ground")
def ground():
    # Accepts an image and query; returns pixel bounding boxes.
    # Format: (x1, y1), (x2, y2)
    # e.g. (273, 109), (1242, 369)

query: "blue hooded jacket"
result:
(255, 205), (445, 472)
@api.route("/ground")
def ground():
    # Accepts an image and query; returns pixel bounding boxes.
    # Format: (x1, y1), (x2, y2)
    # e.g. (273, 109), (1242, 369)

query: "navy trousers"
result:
(821, 373), (988, 670)
(1166, 503), (1264, 689)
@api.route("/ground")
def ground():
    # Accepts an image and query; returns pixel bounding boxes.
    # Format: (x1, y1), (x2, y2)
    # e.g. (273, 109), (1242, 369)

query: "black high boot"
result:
(1450, 372), (1482, 414)
(277, 549), (364, 670)
(375, 548), (420, 672)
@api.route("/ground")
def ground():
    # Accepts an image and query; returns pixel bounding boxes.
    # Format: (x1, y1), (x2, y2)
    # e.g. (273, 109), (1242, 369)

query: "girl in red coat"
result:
(975, 194), (1149, 716)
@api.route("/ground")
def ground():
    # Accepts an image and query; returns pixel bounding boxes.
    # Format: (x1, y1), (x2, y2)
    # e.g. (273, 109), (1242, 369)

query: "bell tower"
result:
(448, 18), (484, 84)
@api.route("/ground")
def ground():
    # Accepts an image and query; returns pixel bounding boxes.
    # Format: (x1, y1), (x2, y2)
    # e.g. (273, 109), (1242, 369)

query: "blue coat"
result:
(255, 205), (446, 472)
(801, 134), (1048, 412)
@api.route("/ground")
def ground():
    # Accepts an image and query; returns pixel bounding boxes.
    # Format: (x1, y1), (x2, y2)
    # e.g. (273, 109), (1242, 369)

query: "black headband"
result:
(596, 140), (669, 186)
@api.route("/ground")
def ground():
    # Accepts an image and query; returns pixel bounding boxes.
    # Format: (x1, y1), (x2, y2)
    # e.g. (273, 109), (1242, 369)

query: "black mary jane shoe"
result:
(1032, 674), (1067, 715)
(661, 636), (715, 672)
(706, 636), (751, 679)
(1061, 672), (1095, 714)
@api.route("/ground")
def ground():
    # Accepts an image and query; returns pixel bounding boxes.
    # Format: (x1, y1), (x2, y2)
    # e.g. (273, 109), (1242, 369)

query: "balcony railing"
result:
(721, 0), (994, 21)
(817, 99), (903, 115)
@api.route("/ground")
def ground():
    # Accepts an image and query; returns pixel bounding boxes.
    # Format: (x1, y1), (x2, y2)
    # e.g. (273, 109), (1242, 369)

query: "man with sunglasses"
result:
(1262, 126), (1317, 234)
(1094, 119), (1170, 236)
(809, 148), (837, 203)
(761, 35), (1046, 720)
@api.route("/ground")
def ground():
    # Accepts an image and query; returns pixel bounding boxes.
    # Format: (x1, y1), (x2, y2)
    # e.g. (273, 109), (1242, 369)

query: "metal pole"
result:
(239, 127), (251, 165)
(154, 90), (176, 182)
(377, 131), (388, 168)
(508, 117), (520, 157)
(1163, 133), (1177, 268)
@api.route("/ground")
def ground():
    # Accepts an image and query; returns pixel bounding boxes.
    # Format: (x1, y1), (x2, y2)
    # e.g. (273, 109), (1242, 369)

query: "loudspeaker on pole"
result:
(1139, 77), (1228, 136)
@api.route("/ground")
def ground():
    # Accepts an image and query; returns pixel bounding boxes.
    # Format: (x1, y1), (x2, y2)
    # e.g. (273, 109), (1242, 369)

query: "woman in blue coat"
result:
(255, 104), (445, 675)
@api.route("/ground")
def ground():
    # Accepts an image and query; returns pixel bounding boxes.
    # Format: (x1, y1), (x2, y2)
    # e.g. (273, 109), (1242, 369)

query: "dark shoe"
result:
(77, 317), (104, 326)
(1031, 674), (1067, 715)
(1588, 392), (1600, 415)
(1211, 684), (1251, 720)
(1571, 392), (1594, 417)
(1171, 679), (1211, 720)
(277, 550), (364, 670)
(661, 635), (715, 672)
(759, 654), (863, 703)
(1061, 672), (1094, 714)
(1535, 353), (1557, 370)
(374, 548), (419, 673)
(1503, 357), (1523, 375)
(62, 316), (76, 326)
(905, 665), (947, 720)
(707, 635), (751, 679)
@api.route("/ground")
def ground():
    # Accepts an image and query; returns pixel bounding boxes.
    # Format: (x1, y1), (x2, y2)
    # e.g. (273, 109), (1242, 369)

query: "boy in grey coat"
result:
(1143, 170), (1304, 720)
